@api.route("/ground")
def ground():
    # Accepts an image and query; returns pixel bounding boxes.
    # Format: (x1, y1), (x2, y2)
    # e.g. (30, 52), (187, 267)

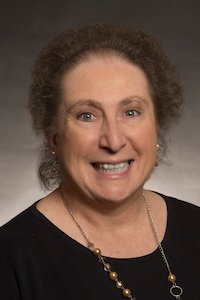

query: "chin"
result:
(90, 186), (136, 204)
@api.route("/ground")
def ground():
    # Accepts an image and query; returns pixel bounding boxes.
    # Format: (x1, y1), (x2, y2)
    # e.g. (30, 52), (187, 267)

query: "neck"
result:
(59, 184), (147, 235)
(38, 187), (166, 258)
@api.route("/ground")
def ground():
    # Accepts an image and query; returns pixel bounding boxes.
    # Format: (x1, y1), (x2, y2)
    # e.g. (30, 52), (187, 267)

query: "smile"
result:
(92, 161), (131, 174)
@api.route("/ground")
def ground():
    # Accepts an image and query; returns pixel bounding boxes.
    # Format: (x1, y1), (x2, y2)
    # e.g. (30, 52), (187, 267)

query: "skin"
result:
(37, 53), (167, 258)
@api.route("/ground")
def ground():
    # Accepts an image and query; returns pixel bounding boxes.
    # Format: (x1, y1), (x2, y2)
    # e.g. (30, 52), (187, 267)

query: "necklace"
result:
(61, 191), (183, 299)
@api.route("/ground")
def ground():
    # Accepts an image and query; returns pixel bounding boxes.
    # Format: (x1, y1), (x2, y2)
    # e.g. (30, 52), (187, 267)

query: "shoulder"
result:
(0, 202), (43, 252)
(1, 202), (38, 231)
(160, 193), (200, 238)
(162, 193), (200, 215)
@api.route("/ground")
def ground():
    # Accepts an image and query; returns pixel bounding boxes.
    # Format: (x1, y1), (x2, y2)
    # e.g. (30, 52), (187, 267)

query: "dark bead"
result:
(116, 281), (124, 289)
(104, 263), (111, 271)
(88, 242), (94, 250)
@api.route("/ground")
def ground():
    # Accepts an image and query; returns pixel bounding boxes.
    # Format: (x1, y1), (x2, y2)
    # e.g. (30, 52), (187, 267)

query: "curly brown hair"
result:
(28, 23), (184, 190)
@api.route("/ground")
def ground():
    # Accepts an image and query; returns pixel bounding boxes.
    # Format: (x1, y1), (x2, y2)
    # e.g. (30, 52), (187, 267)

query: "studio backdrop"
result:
(0, 0), (200, 225)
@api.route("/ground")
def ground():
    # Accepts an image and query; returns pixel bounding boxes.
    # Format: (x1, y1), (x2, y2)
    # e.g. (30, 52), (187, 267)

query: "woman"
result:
(1, 24), (200, 299)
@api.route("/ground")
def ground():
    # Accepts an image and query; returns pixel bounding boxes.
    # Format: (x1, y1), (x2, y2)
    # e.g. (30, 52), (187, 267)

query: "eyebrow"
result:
(120, 96), (148, 107)
(65, 96), (148, 114)
(66, 99), (102, 114)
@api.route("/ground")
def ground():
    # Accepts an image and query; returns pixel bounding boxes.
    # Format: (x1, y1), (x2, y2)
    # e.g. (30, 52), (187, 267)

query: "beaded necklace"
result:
(61, 191), (183, 299)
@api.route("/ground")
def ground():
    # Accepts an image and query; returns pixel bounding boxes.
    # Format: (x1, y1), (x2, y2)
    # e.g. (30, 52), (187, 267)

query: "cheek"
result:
(144, 129), (157, 152)
(58, 126), (98, 159)
(128, 122), (157, 149)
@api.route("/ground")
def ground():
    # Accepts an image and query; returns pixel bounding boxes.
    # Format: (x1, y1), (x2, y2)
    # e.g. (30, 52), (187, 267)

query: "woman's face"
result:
(54, 54), (158, 203)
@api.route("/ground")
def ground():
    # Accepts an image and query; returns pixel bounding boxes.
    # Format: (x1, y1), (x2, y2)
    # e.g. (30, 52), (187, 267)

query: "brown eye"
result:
(125, 110), (136, 117)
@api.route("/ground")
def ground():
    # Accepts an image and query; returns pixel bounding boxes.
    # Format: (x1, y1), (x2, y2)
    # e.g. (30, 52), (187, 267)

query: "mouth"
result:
(92, 161), (132, 174)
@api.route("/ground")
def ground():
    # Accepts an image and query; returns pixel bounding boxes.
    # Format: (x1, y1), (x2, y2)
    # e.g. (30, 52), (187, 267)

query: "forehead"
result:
(61, 53), (153, 110)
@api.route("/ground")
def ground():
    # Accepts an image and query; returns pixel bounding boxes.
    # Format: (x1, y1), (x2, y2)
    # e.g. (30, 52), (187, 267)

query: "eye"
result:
(81, 113), (94, 121)
(125, 110), (137, 117)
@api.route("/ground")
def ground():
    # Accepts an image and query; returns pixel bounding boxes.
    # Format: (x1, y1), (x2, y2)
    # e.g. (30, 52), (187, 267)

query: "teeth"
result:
(100, 162), (128, 169)
(94, 161), (130, 174)
(108, 164), (114, 170)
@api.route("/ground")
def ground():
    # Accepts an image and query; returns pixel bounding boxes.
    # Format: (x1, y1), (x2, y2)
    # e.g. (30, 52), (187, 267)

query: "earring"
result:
(155, 144), (160, 166)
(51, 151), (58, 174)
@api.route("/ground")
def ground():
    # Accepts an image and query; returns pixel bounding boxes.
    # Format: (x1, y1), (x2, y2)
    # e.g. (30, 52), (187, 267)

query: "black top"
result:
(0, 194), (200, 300)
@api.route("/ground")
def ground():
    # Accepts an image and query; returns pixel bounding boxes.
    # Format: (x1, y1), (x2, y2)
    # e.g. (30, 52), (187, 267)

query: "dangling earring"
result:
(155, 144), (160, 166)
(51, 151), (58, 174)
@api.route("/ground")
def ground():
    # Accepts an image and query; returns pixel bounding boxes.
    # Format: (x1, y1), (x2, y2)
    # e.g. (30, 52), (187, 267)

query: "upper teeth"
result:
(99, 162), (128, 169)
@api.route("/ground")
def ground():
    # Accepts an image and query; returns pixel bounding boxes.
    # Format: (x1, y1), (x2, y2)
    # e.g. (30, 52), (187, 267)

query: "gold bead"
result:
(93, 248), (101, 256)
(122, 288), (131, 297)
(168, 274), (176, 282)
(109, 271), (118, 280)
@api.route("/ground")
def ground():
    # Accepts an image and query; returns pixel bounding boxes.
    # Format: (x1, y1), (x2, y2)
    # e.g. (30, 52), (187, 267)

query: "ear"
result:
(156, 125), (159, 136)
(46, 133), (58, 153)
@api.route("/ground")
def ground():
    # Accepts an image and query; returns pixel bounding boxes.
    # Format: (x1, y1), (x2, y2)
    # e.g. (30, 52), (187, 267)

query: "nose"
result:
(99, 119), (127, 153)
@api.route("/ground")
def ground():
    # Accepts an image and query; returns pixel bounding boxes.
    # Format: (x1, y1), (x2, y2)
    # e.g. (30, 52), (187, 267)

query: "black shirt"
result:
(0, 194), (200, 299)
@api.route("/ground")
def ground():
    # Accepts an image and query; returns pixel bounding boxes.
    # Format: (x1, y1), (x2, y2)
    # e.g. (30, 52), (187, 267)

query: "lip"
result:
(91, 160), (134, 179)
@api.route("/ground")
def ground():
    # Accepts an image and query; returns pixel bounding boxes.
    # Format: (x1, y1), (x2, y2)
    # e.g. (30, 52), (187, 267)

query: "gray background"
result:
(0, 0), (200, 226)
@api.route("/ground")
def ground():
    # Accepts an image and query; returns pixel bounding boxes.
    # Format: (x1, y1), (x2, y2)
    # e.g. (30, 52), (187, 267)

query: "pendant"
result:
(170, 284), (183, 299)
